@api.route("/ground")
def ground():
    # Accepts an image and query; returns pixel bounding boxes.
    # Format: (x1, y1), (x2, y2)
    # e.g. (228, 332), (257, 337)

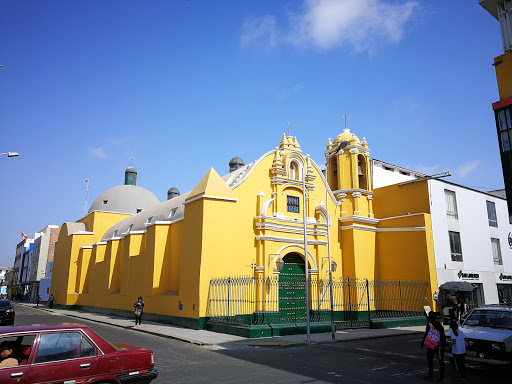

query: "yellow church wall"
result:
(353, 229), (376, 280)
(52, 232), (95, 305)
(372, 180), (430, 218)
(75, 247), (92, 293)
(375, 214), (437, 309)
(197, 198), (240, 318)
(106, 239), (122, 294)
(372, 180), (437, 308)
(147, 224), (173, 294)
(179, 198), (204, 309)
(168, 220), (183, 292)
(120, 233), (139, 296)
(78, 211), (132, 241)
(88, 243), (107, 297)
(52, 211), (132, 306)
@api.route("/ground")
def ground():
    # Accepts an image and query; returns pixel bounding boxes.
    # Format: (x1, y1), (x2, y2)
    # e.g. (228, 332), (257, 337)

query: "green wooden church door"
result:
(279, 253), (306, 323)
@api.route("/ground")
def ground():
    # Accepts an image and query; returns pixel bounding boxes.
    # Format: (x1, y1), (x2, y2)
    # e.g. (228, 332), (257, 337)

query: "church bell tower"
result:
(324, 119), (374, 218)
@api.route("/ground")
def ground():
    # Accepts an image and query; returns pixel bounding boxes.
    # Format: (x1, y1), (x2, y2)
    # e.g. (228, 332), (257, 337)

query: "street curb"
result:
(16, 303), (207, 346)
(237, 331), (422, 348)
(15, 303), (423, 347)
(64, 314), (209, 346)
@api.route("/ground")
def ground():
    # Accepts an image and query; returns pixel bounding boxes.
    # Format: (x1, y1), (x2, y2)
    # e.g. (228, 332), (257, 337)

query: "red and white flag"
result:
(21, 232), (28, 239)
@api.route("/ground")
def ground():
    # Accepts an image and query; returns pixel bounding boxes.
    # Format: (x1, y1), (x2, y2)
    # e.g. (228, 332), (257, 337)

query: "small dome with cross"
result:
(334, 128), (360, 144)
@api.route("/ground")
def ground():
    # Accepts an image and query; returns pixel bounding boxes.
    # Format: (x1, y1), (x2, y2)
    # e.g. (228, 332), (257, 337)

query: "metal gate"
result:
(278, 253), (306, 323)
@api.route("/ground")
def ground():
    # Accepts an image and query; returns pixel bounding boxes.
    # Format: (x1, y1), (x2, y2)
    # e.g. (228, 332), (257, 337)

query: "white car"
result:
(446, 305), (512, 366)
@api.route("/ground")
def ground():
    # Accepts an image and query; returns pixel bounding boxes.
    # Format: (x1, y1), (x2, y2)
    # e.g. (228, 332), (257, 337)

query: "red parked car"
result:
(0, 323), (158, 384)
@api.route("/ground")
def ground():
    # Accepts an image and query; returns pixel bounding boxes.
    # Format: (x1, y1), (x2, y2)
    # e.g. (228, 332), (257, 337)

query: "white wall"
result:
(429, 179), (512, 304)
(371, 161), (419, 188)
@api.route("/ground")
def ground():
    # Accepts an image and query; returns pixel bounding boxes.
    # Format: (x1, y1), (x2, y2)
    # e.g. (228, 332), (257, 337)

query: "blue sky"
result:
(0, 0), (504, 267)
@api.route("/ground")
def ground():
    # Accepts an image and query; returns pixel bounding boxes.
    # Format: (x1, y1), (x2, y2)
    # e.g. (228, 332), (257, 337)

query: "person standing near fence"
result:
(421, 311), (446, 382)
(133, 296), (144, 328)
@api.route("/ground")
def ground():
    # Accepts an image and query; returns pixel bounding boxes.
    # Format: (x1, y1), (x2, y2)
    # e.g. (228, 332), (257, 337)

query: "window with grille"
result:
(491, 238), (503, 265)
(444, 190), (458, 219)
(287, 196), (300, 213)
(449, 231), (463, 262)
(487, 201), (498, 227)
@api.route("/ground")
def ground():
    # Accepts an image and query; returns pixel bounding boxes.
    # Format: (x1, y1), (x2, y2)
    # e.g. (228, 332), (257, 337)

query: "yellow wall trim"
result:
(255, 222), (327, 236)
(340, 225), (377, 232)
(68, 231), (94, 237)
(339, 215), (379, 224)
(378, 227), (426, 232)
(255, 235), (327, 245)
(378, 212), (427, 221)
(183, 194), (239, 204)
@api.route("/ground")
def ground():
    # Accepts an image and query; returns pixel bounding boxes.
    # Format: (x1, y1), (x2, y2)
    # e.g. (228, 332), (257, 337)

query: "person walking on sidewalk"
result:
(421, 311), (446, 383)
(447, 320), (468, 381)
(48, 294), (55, 309)
(133, 296), (144, 328)
(35, 295), (41, 307)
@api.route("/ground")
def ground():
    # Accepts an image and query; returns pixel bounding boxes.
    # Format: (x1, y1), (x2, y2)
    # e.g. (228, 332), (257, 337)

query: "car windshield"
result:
(0, 300), (10, 307)
(464, 309), (512, 330)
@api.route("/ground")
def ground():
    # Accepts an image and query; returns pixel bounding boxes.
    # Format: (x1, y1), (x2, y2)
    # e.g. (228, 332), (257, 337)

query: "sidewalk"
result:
(15, 303), (426, 347)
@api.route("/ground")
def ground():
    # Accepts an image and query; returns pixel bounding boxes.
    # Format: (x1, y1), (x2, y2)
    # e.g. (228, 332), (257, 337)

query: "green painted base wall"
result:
(370, 316), (427, 329)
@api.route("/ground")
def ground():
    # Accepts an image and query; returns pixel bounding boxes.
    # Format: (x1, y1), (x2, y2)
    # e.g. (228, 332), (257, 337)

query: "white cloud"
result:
(89, 147), (108, 160)
(241, 16), (278, 47)
(456, 160), (480, 180)
(242, 0), (418, 53)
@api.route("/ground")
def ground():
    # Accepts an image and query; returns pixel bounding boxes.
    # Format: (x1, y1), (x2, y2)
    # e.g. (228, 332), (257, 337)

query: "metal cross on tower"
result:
(341, 114), (350, 129)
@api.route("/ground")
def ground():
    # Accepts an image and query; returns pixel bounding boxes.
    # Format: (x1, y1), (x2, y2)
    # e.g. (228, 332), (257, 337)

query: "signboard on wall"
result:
(457, 270), (480, 282)
(497, 272), (512, 283)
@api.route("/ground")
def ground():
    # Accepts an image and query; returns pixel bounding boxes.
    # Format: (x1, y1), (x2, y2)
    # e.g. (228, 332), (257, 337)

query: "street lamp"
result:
(0, 152), (19, 157)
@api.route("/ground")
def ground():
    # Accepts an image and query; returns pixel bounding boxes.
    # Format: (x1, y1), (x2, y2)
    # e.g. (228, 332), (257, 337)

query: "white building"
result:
(27, 225), (60, 301)
(0, 267), (12, 296)
(372, 159), (512, 306)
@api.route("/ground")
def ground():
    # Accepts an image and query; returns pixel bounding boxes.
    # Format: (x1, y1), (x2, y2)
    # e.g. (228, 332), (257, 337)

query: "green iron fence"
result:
(208, 276), (428, 329)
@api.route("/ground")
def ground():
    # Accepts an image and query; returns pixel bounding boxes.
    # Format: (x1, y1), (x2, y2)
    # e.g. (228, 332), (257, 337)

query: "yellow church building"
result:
(51, 128), (438, 337)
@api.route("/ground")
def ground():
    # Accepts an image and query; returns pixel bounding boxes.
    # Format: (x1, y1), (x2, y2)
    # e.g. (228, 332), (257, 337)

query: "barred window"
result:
(287, 196), (300, 213)
(445, 190), (458, 219)
(487, 201), (498, 227)
(491, 238), (503, 265)
(449, 231), (463, 262)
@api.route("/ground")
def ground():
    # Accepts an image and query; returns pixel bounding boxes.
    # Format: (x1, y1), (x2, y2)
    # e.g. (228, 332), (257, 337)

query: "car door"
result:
(0, 333), (37, 384)
(0, 364), (29, 384)
(26, 331), (98, 384)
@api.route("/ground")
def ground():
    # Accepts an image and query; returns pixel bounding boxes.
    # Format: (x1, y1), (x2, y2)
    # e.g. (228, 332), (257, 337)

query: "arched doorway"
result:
(279, 252), (306, 323)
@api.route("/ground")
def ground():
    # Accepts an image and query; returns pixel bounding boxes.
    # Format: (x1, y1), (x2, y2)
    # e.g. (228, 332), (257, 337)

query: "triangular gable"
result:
(185, 167), (237, 202)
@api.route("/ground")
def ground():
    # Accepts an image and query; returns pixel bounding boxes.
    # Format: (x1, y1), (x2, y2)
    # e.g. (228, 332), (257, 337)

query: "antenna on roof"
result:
(287, 122), (290, 137)
(84, 178), (89, 215)
(130, 157), (134, 167)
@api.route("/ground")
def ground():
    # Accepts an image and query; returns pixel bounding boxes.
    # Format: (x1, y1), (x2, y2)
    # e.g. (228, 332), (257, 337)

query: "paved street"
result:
(7, 304), (510, 383)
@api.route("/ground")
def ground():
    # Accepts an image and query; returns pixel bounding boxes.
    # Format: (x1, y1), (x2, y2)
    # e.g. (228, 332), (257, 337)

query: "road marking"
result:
(408, 338), (423, 342)
(393, 368), (429, 378)
(371, 362), (397, 371)
(356, 347), (423, 360)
